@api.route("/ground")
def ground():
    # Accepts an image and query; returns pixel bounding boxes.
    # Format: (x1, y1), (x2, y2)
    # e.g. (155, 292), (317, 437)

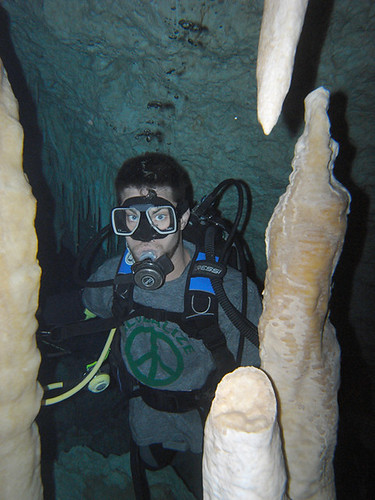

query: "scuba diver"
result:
(41, 152), (262, 499)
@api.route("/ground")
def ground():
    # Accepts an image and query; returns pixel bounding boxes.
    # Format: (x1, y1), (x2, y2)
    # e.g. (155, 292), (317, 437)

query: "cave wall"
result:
(1, 0), (374, 381)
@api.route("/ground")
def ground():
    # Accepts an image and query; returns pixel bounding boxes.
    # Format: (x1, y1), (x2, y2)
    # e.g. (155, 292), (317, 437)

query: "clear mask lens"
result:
(112, 205), (177, 236)
(147, 206), (175, 233)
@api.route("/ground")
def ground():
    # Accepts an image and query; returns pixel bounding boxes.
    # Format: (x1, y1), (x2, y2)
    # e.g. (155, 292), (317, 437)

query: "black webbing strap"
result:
(130, 437), (150, 500)
(183, 287), (237, 377)
(47, 316), (118, 342)
(136, 380), (215, 414)
(185, 312), (237, 376)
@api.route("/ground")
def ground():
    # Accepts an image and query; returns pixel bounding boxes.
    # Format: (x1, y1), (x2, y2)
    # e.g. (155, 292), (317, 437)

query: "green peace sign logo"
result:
(125, 325), (184, 387)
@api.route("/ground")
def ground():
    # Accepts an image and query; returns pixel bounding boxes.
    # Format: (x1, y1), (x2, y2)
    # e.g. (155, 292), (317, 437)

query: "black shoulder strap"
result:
(183, 246), (237, 376)
(112, 272), (135, 325)
(46, 316), (118, 342)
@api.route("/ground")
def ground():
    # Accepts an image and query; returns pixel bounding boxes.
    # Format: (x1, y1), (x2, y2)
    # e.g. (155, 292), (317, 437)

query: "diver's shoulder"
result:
(90, 255), (121, 280)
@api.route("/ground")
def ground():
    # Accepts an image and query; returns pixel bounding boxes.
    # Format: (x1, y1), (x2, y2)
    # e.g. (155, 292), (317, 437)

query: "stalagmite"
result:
(259, 87), (351, 499)
(202, 367), (287, 499)
(0, 60), (43, 499)
(257, 0), (309, 134)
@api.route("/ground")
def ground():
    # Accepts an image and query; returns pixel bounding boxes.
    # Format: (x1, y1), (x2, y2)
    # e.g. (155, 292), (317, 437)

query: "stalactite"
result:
(0, 59), (43, 500)
(257, 0), (309, 134)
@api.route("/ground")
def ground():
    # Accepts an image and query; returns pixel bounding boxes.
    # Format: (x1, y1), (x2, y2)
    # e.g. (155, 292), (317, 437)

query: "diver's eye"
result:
(127, 214), (139, 222)
(148, 207), (173, 231)
(124, 209), (140, 231)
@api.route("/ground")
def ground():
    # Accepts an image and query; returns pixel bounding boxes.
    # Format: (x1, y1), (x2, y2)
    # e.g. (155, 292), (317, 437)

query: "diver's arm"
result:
(81, 256), (120, 318)
(39, 256), (119, 340)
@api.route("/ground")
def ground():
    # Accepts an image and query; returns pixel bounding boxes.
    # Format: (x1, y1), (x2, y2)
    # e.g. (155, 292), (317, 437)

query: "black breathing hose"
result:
(73, 224), (115, 288)
(232, 231), (249, 363)
(204, 224), (259, 349)
(193, 178), (248, 265)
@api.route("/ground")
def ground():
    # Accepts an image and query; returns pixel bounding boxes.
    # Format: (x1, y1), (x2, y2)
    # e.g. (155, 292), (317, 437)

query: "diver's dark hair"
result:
(115, 152), (194, 211)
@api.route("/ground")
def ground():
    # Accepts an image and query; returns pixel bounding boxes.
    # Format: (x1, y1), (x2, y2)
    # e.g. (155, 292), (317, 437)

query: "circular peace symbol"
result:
(125, 326), (184, 387)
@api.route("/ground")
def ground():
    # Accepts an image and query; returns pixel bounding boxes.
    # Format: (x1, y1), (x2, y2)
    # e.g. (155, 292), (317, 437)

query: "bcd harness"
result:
(111, 244), (242, 419)
(45, 179), (259, 414)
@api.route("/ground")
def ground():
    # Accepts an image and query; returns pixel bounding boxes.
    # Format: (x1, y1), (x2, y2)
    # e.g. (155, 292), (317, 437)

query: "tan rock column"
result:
(202, 367), (287, 500)
(0, 60), (43, 499)
(259, 87), (351, 499)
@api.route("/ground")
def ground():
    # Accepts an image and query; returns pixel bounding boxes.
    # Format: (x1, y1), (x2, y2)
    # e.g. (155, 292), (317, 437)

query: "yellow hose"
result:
(42, 328), (117, 406)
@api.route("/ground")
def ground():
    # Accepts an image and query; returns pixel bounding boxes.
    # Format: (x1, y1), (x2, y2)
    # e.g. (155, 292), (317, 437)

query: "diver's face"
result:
(120, 186), (189, 265)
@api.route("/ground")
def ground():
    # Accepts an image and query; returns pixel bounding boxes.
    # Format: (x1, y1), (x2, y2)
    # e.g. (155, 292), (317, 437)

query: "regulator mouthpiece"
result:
(132, 254), (174, 290)
(140, 251), (157, 262)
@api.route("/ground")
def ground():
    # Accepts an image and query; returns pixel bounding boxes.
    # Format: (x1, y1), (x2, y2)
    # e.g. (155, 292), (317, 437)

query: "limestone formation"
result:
(0, 59), (43, 500)
(203, 367), (287, 500)
(259, 87), (350, 499)
(257, 0), (309, 134)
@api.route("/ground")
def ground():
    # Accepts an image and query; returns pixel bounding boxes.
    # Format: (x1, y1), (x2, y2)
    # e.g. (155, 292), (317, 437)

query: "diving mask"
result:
(111, 193), (178, 241)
